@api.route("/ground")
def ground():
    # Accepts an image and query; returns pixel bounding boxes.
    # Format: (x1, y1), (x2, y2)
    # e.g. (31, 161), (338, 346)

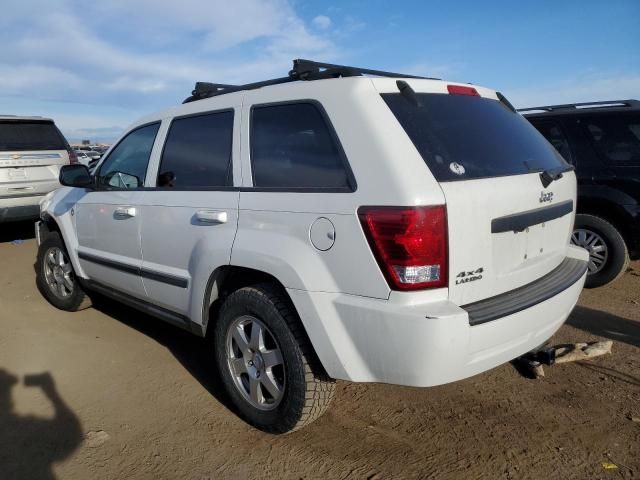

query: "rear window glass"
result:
(529, 120), (573, 164)
(382, 93), (567, 181)
(582, 113), (640, 166)
(250, 103), (352, 189)
(0, 121), (67, 151)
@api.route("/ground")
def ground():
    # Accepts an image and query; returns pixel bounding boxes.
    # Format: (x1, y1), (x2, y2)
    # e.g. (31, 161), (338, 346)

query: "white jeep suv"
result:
(36, 60), (588, 433)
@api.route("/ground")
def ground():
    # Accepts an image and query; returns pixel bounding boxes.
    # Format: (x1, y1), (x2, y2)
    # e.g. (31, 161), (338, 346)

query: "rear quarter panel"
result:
(232, 78), (446, 299)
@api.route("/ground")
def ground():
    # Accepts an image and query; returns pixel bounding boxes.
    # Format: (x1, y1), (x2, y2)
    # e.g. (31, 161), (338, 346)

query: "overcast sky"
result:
(2, 0), (638, 142)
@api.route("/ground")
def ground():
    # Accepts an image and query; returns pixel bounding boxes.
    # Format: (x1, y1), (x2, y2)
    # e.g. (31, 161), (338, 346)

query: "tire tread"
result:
(36, 231), (92, 311)
(217, 282), (335, 433)
(575, 213), (630, 288)
(243, 283), (336, 432)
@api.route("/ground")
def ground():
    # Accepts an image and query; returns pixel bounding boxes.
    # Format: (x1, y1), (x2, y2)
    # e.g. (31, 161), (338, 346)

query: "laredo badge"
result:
(455, 268), (484, 285)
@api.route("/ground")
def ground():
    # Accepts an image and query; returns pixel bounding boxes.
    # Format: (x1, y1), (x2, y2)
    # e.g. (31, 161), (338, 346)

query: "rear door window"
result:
(0, 121), (66, 151)
(581, 113), (640, 166)
(157, 110), (234, 188)
(250, 102), (353, 190)
(529, 120), (574, 164)
(382, 93), (568, 181)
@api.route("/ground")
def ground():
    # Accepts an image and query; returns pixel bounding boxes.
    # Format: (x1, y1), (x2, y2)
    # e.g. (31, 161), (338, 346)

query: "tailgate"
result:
(0, 151), (68, 198)
(0, 119), (69, 198)
(379, 82), (576, 305)
(441, 172), (575, 305)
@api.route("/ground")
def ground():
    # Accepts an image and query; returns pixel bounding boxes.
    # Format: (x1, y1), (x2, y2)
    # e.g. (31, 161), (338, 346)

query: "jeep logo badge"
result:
(539, 191), (554, 203)
(449, 162), (465, 176)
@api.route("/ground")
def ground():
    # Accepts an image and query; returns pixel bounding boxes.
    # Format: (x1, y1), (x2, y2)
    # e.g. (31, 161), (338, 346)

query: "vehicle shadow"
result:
(0, 369), (83, 480)
(91, 298), (235, 413)
(0, 220), (36, 243)
(567, 305), (640, 349)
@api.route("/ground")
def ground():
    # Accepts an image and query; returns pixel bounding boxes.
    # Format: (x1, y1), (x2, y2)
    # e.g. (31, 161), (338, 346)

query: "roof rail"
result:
(183, 58), (437, 103)
(518, 99), (639, 113)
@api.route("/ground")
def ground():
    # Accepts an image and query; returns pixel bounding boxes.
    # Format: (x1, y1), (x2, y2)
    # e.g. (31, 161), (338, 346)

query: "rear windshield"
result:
(0, 121), (67, 151)
(382, 93), (568, 181)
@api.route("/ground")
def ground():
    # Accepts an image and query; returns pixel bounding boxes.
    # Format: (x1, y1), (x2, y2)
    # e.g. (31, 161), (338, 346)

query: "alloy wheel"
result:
(43, 247), (75, 298)
(225, 315), (286, 410)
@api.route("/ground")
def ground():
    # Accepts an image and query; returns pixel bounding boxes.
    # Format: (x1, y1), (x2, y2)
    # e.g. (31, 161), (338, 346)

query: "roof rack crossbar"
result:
(290, 59), (434, 81)
(193, 82), (238, 93)
(518, 99), (638, 112)
(183, 58), (439, 103)
(183, 77), (293, 103)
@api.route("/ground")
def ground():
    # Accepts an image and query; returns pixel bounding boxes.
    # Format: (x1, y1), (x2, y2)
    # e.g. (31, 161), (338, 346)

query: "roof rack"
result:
(518, 99), (639, 113)
(183, 58), (437, 103)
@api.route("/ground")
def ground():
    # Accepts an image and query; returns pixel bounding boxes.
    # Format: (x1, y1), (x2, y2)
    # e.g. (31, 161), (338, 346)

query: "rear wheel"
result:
(214, 283), (335, 433)
(571, 214), (629, 288)
(36, 231), (92, 311)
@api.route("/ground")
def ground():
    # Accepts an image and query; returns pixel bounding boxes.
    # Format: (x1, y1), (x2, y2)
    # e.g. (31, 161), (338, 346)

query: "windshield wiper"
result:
(540, 164), (574, 188)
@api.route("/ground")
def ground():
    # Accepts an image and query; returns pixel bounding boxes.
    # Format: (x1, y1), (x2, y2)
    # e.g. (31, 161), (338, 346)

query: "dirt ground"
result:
(0, 221), (638, 480)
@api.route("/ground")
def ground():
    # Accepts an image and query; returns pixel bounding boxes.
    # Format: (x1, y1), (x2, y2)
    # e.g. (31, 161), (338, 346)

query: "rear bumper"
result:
(463, 256), (587, 326)
(289, 245), (588, 387)
(0, 194), (44, 222)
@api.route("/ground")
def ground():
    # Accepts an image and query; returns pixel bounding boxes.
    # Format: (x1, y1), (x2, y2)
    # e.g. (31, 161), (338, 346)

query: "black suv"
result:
(521, 100), (639, 287)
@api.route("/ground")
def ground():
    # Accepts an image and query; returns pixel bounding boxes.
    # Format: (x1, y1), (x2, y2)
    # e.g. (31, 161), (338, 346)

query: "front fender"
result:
(40, 187), (90, 279)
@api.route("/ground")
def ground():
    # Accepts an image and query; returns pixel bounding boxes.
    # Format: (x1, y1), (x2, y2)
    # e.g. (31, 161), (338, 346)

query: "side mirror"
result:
(59, 164), (94, 189)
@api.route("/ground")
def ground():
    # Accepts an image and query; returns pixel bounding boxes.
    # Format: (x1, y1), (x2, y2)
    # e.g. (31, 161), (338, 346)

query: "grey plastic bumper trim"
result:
(462, 257), (588, 326)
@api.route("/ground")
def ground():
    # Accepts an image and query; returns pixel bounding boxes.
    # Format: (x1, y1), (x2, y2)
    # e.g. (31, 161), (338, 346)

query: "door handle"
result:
(114, 207), (136, 218)
(195, 210), (227, 224)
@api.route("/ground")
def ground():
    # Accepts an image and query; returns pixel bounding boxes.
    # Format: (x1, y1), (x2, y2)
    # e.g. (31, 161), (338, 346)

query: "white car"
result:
(0, 115), (76, 222)
(35, 59), (588, 433)
(74, 151), (92, 167)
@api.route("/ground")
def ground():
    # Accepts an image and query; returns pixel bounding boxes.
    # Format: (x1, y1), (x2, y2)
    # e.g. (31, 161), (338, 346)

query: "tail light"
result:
(447, 85), (479, 97)
(67, 147), (78, 165)
(358, 206), (448, 290)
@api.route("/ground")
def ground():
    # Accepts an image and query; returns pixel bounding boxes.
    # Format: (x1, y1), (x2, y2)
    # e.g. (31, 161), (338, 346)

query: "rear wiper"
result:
(540, 165), (575, 188)
(396, 80), (421, 107)
(496, 92), (516, 113)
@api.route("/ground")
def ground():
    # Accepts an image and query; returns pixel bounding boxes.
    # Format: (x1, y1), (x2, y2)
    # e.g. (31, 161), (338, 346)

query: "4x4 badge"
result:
(449, 162), (465, 175)
(455, 268), (484, 284)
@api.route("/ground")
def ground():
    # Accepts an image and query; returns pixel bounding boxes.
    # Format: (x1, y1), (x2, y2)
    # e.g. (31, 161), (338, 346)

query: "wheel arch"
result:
(202, 266), (294, 336)
(38, 214), (61, 236)
(201, 265), (333, 378)
(576, 197), (634, 247)
(38, 211), (88, 280)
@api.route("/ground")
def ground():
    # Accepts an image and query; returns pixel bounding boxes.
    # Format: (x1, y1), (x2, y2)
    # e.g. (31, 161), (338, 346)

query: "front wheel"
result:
(214, 283), (335, 433)
(36, 231), (92, 311)
(571, 214), (629, 288)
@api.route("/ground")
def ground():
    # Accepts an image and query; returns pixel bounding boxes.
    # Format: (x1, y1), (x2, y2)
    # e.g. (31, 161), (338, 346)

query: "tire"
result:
(36, 231), (92, 311)
(571, 214), (630, 288)
(214, 283), (335, 434)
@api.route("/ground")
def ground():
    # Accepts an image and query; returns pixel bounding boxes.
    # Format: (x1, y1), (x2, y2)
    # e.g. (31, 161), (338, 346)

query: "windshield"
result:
(382, 93), (568, 181)
(0, 120), (67, 151)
